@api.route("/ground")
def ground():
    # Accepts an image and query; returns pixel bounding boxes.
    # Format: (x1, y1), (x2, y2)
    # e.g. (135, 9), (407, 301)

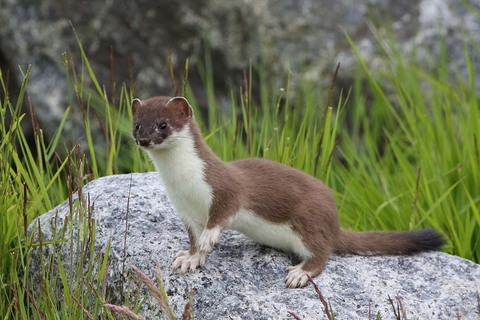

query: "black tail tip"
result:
(411, 228), (446, 252)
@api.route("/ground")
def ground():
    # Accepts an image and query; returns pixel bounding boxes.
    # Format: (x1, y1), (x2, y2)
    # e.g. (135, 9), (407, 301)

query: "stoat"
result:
(131, 96), (445, 288)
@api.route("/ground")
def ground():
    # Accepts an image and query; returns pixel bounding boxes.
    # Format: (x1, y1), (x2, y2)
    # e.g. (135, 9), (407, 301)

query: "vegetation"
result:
(1, 24), (479, 318)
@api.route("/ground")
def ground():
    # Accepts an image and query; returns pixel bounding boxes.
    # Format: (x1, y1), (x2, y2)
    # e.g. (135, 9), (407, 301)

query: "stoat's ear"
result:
(131, 98), (142, 115)
(166, 96), (194, 118)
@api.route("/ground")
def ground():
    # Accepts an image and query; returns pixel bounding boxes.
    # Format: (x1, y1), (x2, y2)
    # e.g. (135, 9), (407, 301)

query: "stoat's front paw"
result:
(285, 265), (311, 288)
(198, 227), (221, 254)
(172, 251), (205, 273)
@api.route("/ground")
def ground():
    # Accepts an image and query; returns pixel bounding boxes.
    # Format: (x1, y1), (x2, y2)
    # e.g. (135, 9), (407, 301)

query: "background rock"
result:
(1, 0), (480, 144)
(28, 173), (480, 319)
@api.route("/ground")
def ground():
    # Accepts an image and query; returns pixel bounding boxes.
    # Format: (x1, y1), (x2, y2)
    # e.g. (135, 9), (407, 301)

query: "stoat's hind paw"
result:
(172, 251), (205, 273)
(285, 264), (311, 288)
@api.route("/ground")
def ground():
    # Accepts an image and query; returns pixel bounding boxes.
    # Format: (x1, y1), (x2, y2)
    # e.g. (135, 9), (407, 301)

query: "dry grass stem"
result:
(182, 296), (194, 320)
(307, 275), (333, 320)
(104, 304), (146, 320)
(388, 295), (407, 320)
(71, 295), (94, 320)
(288, 311), (303, 319)
(132, 265), (174, 320)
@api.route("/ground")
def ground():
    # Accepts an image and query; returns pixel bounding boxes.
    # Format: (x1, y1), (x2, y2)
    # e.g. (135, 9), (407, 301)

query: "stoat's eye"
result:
(134, 123), (141, 130)
(159, 122), (167, 130)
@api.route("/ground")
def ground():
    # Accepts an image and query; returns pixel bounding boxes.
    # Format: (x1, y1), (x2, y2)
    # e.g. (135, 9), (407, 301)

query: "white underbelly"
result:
(229, 209), (313, 259)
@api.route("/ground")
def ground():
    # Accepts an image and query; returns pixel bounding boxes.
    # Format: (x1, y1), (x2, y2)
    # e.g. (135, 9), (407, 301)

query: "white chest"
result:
(146, 127), (213, 227)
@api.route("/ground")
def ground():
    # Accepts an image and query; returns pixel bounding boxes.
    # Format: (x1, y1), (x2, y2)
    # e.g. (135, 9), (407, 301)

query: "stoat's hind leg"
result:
(285, 249), (330, 288)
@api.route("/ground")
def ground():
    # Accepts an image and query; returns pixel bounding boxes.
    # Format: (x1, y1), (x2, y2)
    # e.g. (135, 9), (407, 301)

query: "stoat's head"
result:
(131, 96), (194, 150)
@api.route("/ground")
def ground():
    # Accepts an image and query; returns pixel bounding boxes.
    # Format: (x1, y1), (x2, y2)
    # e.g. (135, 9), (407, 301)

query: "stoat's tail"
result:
(333, 228), (445, 255)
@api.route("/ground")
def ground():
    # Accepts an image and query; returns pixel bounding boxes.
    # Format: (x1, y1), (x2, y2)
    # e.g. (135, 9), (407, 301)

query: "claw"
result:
(172, 251), (205, 274)
(285, 264), (310, 288)
(174, 250), (189, 259)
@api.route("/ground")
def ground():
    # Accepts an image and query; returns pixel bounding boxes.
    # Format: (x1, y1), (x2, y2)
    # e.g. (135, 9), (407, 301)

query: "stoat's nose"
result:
(137, 138), (151, 147)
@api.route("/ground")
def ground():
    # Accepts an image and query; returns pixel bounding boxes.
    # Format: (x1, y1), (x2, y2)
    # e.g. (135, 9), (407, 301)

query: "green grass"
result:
(334, 31), (480, 261)
(1, 26), (479, 319)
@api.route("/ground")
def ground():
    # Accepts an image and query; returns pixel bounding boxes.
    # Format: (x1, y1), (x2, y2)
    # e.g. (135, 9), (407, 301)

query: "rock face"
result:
(28, 173), (480, 319)
(1, 0), (480, 142)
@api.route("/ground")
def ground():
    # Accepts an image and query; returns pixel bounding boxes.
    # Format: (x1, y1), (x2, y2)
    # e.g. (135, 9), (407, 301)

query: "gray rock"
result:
(1, 0), (480, 143)
(28, 173), (480, 319)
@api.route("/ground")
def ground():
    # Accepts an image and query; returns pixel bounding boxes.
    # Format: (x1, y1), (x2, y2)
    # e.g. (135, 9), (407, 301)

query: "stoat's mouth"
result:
(138, 142), (167, 151)
(139, 144), (155, 149)
(136, 138), (161, 149)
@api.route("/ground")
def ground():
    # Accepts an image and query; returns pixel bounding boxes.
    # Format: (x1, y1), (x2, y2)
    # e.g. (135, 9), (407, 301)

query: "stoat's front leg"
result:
(173, 201), (236, 273)
(172, 223), (206, 273)
(198, 226), (223, 254)
(172, 225), (224, 273)
(196, 197), (239, 256)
